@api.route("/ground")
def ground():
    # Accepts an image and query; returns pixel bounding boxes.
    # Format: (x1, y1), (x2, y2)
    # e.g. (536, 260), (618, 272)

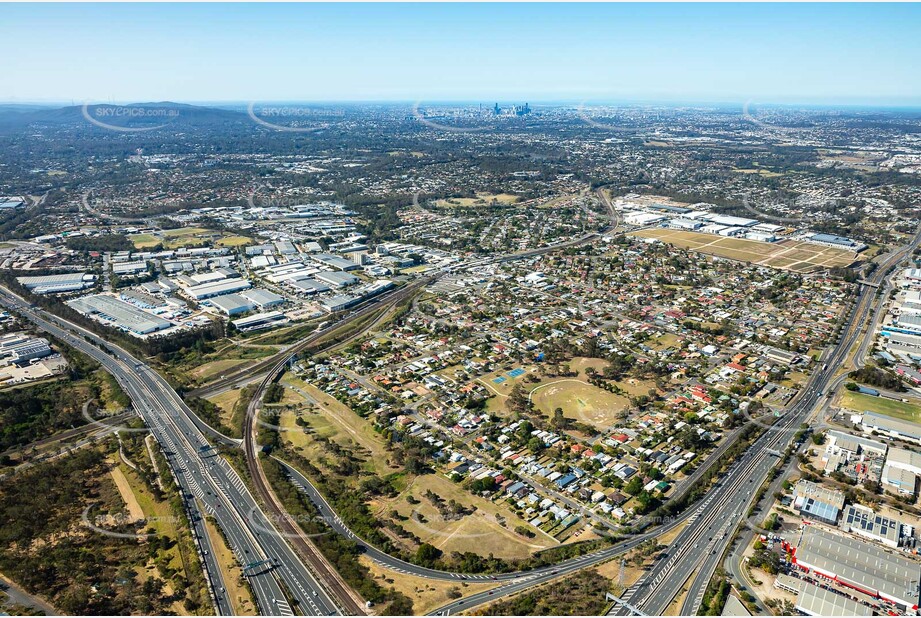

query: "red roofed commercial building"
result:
(791, 527), (921, 612)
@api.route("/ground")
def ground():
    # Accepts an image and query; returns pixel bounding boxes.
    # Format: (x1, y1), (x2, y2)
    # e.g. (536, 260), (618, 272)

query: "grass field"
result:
(128, 233), (160, 249)
(129, 227), (252, 250)
(372, 474), (556, 560)
(207, 387), (245, 429)
(630, 228), (859, 273)
(529, 380), (630, 430)
(279, 377), (394, 474)
(216, 235), (254, 248)
(840, 391), (921, 424)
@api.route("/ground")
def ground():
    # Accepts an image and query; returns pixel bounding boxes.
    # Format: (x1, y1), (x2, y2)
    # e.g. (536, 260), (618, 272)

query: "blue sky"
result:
(2, 3), (919, 106)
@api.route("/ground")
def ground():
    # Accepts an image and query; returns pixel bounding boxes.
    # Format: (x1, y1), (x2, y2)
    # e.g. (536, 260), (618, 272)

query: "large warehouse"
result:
(792, 527), (921, 612)
(17, 272), (95, 295)
(67, 294), (172, 335)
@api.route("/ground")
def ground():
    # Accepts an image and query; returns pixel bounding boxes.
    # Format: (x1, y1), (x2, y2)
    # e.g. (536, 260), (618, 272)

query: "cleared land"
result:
(840, 391), (921, 424)
(630, 228), (858, 273)
(434, 193), (520, 208)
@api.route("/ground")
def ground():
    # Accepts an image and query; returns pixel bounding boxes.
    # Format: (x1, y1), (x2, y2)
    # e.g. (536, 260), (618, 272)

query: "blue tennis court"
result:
(507, 368), (525, 378)
(493, 376), (506, 384)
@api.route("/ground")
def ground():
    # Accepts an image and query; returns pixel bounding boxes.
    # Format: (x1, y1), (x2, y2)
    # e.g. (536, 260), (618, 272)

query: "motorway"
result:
(0, 285), (344, 617)
(611, 226), (921, 616)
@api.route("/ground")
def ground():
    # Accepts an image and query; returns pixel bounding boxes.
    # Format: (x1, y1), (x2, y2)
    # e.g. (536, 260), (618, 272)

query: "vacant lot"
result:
(630, 229), (858, 273)
(129, 227), (252, 250)
(434, 193), (520, 208)
(840, 391), (921, 424)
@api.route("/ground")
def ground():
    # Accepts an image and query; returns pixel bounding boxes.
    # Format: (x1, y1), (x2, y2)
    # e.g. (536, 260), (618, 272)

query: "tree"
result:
(416, 543), (442, 565)
(625, 476), (643, 496)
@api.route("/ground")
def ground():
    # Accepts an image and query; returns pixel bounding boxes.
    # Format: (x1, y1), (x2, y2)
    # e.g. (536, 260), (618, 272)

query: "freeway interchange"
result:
(0, 286), (343, 617)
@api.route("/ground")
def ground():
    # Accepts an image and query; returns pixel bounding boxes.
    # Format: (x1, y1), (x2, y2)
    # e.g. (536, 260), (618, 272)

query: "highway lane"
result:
(0, 286), (342, 616)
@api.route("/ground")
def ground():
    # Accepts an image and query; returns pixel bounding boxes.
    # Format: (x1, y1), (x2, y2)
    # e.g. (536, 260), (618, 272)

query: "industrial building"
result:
(112, 260), (148, 275)
(320, 294), (359, 313)
(805, 233), (868, 252)
(67, 294), (172, 335)
(290, 279), (331, 295)
(792, 479), (845, 524)
(824, 430), (887, 462)
(624, 212), (667, 226)
(231, 311), (288, 332)
(209, 294), (255, 316)
(885, 446), (921, 476)
(795, 580), (873, 616)
(240, 288), (285, 309)
(0, 334), (53, 365)
(313, 253), (360, 271)
(702, 213), (759, 227)
(315, 271), (359, 288)
(838, 504), (907, 548)
(17, 272), (95, 295)
(792, 527), (921, 611)
(882, 464), (918, 496)
(667, 218), (702, 231)
(183, 278), (252, 300)
(858, 411), (921, 444)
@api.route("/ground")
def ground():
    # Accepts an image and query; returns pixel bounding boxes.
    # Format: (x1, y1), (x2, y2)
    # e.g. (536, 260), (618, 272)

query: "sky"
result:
(2, 3), (920, 106)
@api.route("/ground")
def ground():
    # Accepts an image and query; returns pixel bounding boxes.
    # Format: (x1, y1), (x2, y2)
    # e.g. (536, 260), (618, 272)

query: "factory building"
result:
(667, 218), (702, 231)
(183, 278), (252, 300)
(794, 580), (873, 617)
(624, 212), (667, 226)
(112, 260), (148, 276)
(320, 294), (359, 313)
(290, 279), (331, 295)
(0, 334), (53, 365)
(838, 504), (907, 549)
(791, 527), (921, 612)
(312, 253), (360, 271)
(792, 480), (845, 524)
